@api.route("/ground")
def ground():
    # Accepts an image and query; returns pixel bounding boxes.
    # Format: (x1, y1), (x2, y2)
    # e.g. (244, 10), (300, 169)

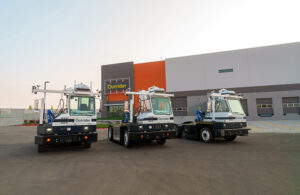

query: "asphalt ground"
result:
(0, 126), (300, 195)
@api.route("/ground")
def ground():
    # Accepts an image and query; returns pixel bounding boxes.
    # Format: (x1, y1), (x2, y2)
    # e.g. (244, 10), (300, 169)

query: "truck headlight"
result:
(139, 125), (143, 129)
(149, 125), (152, 129)
(84, 126), (89, 131)
(46, 128), (53, 133)
(165, 124), (169, 129)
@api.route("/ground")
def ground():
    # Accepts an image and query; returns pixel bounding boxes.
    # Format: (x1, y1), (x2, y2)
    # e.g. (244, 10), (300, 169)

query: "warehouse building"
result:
(101, 42), (300, 120)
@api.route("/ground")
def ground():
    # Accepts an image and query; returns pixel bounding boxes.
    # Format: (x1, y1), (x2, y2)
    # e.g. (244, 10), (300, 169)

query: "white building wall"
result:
(165, 42), (300, 92)
(0, 109), (25, 126)
(0, 109), (39, 126)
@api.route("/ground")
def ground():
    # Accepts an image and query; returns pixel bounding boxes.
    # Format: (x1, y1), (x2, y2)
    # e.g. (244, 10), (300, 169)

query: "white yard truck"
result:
(108, 86), (177, 147)
(177, 89), (251, 143)
(32, 82), (99, 152)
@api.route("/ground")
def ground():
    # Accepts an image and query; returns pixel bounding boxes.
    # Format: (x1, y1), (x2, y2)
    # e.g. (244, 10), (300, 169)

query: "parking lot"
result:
(0, 125), (300, 195)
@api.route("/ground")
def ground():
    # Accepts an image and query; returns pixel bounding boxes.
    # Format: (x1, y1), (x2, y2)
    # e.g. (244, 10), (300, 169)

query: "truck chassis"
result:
(178, 121), (250, 143)
(35, 124), (98, 152)
(108, 123), (177, 147)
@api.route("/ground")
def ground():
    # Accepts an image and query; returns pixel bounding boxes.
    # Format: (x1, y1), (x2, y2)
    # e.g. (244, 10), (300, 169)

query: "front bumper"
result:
(35, 133), (98, 145)
(128, 130), (177, 141)
(220, 128), (251, 137)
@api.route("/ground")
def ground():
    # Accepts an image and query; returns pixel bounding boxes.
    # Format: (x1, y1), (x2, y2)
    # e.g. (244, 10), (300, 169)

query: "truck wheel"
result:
(200, 127), (214, 143)
(124, 130), (131, 148)
(176, 126), (182, 138)
(108, 126), (113, 141)
(37, 145), (46, 153)
(224, 135), (237, 141)
(83, 142), (91, 148)
(157, 138), (166, 145)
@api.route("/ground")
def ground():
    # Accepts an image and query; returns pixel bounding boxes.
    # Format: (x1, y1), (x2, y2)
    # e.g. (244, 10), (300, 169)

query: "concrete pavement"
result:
(0, 126), (299, 195)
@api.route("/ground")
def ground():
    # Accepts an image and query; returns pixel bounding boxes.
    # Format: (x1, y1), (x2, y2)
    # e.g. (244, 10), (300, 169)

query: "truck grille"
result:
(59, 135), (79, 143)
(152, 125), (161, 130)
(214, 122), (247, 129)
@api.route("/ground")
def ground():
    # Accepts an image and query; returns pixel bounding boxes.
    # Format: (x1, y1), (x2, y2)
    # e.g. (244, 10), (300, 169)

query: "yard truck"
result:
(177, 89), (251, 143)
(32, 81), (99, 152)
(108, 86), (177, 147)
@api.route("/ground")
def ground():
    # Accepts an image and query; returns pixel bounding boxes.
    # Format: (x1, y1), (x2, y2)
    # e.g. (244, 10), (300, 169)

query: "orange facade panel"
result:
(134, 61), (166, 110)
(107, 94), (128, 102)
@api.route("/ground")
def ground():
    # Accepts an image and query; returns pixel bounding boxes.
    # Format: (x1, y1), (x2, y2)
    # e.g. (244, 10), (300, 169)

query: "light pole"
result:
(43, 81), (50, 122)
(96, 89), (102, 113)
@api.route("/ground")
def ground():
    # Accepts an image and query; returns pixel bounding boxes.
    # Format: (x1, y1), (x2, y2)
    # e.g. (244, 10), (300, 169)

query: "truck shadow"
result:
(5, 137), (248, 158)
(179, 137), (247, 146)
(7, 142), (94, 157)
(113, 140), (174, 150)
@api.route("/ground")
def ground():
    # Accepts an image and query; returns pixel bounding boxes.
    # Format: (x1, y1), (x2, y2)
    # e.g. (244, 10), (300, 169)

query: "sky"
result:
(0, 0), (300, 109)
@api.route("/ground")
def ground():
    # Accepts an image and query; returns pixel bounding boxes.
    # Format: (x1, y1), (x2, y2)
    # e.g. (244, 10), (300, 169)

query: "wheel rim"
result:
(124, 132), (128, 146)
(202, 130), (210, 141)
(108, 128), (112, 139)
(175, 126), (178, 136)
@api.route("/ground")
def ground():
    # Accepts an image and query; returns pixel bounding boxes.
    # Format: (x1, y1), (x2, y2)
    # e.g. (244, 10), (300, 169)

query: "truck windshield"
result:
(215, 100), (230, 112)
(227, 99), (245, 115)
(151, 97), (172, 115)
(69, 96), (95, 116)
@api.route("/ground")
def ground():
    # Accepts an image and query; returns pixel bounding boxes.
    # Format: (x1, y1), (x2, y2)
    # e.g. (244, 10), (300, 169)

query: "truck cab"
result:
(107, 86), (177, 147)
(179, 89), (250, 143)
(204, 92), (247, 128)
(33, 82), (98, 152)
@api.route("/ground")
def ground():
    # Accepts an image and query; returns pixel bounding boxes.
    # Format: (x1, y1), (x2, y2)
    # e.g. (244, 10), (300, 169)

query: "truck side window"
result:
(140, 100), (151, 113)
(215, 100), (230, 112)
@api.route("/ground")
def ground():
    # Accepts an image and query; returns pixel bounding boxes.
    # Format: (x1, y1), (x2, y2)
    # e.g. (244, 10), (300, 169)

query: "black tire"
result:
(182, 126), (189, 139)
(123, 130), (131, 148)
(157, 138), (166, 145)
(37, 144), (46, 153)
(200, 127), (214, 143)
(224, 135), (237, 141)
(176, 126), (182, 138)
(108, 126), (114, 141)
(83, 142), (91, 148)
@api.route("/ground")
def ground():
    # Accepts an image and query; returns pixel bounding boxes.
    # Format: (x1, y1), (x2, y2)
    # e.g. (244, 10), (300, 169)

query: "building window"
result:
(283, 103), (300, 108)
(257, 104), (273, 108)
(218, 68), (233, 73)
(108, 105), (124, 118)
(172, 107), (187, 111)
(282, 97), (300, 115)
(256, 98), (273, 117)
(172, 107), (188, 116)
